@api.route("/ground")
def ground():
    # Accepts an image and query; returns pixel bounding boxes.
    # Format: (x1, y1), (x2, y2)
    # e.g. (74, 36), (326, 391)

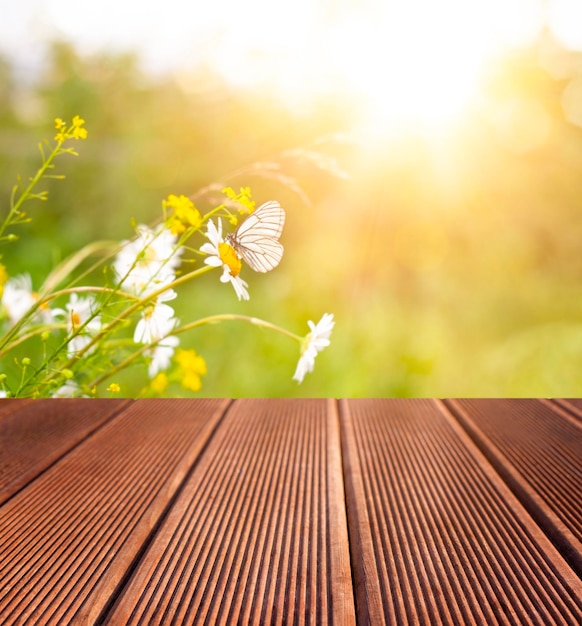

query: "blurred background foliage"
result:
(2, 29), (582, 396)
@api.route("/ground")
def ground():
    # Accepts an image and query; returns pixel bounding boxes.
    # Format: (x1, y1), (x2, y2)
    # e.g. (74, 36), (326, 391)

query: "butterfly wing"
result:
(230, 201), (286, 273)
(235, 238), (284, 273)
(235, 200), (285, 241)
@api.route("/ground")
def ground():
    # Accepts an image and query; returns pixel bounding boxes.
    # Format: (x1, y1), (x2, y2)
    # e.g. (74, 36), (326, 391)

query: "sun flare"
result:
(190, 0), (548, 132)
(8, 0), (578, 134)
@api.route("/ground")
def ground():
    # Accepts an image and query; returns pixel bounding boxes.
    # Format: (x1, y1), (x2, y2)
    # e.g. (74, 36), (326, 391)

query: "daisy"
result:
(52, 380), (86, 398)
(133, 290), (178, 345)
(2, 274), (53, 326)
(293, 313), (335, 383)
(200, 219), (249, 301)
(54, 293), (102, 357)
(147, 335), (180, 378)
(114, 224), (182, 296)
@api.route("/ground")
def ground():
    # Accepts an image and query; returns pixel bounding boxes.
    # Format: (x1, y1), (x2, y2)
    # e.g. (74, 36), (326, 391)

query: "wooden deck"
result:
(0, 399), (581, 625)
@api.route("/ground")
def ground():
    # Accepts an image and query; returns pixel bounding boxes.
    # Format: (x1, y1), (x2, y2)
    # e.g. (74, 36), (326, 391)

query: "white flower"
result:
(147, 335), (180, 378)
(2, 274), (53, 326)
(293, 313), (335, 384)
(52, 380), (86, 398)
(134, 290), (178, 345)
(201, 219), (249, 301)
(54, 293), (102, 357)
(221, 266), (249, 301)
(114, 224), (182, 296)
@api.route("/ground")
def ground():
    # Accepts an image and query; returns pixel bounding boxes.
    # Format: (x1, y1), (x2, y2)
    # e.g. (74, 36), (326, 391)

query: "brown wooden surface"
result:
(0, 399), (580, 625)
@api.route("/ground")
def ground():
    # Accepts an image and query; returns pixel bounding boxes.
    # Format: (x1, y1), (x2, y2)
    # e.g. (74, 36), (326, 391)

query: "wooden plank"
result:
(446, 398), (582, 574)
(0, 398), (229, 625)
(554, 398), (582, 423)
(0, 398), (130, 505)
(0, 398), (34, 421)
(340, 399), (582, 626)
(105, 399), (355, 625)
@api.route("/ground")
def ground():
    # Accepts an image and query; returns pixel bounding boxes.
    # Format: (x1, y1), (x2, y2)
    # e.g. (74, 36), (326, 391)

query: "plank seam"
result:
(338, 398), (379, 625)
(549, 399), (582, 426)
(0, 399), (134, 507)
(441, 398), (582, 578)
(95, 398), (234, 625)
(327, 399), (357, 626)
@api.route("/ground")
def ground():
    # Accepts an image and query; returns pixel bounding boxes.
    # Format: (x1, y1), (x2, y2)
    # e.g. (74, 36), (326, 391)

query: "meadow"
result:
(2, 37), (582, 396)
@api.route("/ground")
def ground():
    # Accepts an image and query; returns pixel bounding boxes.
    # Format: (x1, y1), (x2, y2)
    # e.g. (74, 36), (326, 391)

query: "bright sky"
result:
(2, 0), (582, 128)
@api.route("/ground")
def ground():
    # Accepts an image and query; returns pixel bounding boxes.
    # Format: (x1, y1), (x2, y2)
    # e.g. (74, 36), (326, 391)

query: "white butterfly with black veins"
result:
(226, 200), (286, 273)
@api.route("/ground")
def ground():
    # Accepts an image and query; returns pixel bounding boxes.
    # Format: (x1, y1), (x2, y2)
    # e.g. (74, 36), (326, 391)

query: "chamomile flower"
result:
(147, 335), (180, 378)
(2, 274), (53, 326)
(133, 290), (178, 345)
(114, 224), (182, 297)
(54, 293), (102, 357)
(52, 379), (86, 398)
(293, 313), (335, 383)
(201, 218), (249, 301)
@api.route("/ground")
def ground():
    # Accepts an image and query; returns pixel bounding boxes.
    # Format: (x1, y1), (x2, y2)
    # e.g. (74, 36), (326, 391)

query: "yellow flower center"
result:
(70, 311), (81, 330)
(218, 242), (242, 277)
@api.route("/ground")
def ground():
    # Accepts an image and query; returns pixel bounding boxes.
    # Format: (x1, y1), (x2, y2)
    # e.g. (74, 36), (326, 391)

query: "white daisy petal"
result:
(201, 218), (251, 301)
(2, 274), (54, 326)
(114, 224), (182, 296)
(147, 335), (180, 377)
(134, 300), (178, 345)
(54, 293), (102, 358)
(293, 313), (335, 383)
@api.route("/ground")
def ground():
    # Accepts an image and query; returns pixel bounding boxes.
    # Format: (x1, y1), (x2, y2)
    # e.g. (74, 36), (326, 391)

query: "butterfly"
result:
(226, 200), (286, 273)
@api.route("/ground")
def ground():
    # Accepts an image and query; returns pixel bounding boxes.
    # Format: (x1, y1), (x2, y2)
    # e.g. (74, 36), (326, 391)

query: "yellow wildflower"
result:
(163, 193), (202, 234)
(72, 115), (88, 139)
(107, 382), (121, 394)
(222, 186), (255, 214)
(150, 372), (169, 394)
(175, 349), (207, 392)
(54, 115), (88, 142)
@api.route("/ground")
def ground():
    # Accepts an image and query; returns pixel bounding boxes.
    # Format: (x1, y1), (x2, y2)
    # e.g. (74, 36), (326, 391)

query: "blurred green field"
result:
(2, 40), (582, 396)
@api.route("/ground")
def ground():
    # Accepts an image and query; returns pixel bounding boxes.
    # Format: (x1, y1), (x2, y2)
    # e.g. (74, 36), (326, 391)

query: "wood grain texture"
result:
(445, 398), (582, 575)
(340, 399), (582, 626)
(0, 398), (130, 504)
(0, 399), (228, 625)
(0, 398), (580, 626)
(105, 399), (355, 625)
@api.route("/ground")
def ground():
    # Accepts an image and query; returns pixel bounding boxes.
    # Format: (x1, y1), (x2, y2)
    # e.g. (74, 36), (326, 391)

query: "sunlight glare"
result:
(324, 2), (493, 131)
(33, 0), (557, 131)
(549, 0), (582, 50)
(200, 0), (547, 133)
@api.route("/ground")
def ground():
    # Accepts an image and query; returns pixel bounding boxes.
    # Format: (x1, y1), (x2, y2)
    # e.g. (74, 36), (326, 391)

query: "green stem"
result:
(88, 313), (302, 389)
(40, 240), (119, 294)
(43, 264), (215, 384)
(0, 285), (133, 356)
(174, 313), (302, 342)
(0, 140), (63, 240)
(1, 323), (67, 352)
